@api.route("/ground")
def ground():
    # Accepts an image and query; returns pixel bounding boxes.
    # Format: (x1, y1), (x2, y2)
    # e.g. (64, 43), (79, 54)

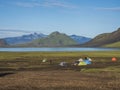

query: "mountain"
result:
(70, 35), (91, 44)
(82, 28), (120, 47)
(18, 31), (78, 47)
(4, 33), (47, 45)
(0, 39), (8, 47)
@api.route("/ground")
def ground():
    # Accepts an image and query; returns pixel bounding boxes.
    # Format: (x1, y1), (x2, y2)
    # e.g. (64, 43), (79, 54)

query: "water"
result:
(0, 47), (119, 52)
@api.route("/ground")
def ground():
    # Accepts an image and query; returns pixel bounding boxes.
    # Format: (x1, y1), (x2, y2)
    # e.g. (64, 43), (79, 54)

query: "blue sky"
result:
(0, 0), (120, 38)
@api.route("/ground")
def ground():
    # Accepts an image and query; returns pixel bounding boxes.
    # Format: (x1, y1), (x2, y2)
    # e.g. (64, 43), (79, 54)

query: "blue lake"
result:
(0, 47), (119, 52)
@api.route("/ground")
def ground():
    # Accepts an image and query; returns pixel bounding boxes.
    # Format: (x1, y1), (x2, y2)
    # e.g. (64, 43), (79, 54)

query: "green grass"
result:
(0, 51), (120, 59)
(103, 41), (120, 48)
(0, 51), (120, 71)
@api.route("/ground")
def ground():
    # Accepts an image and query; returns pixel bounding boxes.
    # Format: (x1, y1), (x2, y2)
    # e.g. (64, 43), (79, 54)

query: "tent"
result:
(74, 60), (79, 66)
(73, 58), (83, 66)
(78, 58), (83, 62)
(42, 58), (47, 63)
(78, 61), (87, 66)
(59, 62), (68, 67)
(112, 57), (117, 62)
(84, 60), (92, 65)
(84, 57), (92, 65)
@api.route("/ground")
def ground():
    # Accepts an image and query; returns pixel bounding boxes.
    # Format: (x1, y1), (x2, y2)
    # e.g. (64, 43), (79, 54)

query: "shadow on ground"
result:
(0, 72), (14, 77)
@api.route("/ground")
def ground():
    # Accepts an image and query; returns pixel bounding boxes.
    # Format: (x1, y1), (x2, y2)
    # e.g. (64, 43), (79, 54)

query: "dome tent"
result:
(59, 62), (68, 67)
(84, 57), (92, 65)
(112, 57), (117, 62)
(78, 61), (87, 66)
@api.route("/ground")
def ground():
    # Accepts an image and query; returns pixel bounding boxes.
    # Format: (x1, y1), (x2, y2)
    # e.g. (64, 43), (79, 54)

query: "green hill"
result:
(82, 28), (120, 47)
(17, 31), (78, 47)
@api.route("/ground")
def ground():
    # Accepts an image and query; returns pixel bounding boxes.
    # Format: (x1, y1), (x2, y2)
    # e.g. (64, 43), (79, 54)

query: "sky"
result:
(0, 0), (120, 38)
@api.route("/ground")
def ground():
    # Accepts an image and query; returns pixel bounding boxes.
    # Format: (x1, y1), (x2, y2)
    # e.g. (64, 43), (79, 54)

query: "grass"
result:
(103, 41), (120, 48)
(0, 51), (120, 90)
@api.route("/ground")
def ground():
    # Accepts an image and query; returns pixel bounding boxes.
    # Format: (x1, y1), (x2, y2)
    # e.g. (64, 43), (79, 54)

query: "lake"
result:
(0, 47), (119, 52)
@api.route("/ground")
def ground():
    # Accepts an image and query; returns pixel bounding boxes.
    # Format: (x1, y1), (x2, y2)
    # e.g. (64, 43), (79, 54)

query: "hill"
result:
(82, 28), (120, 47)
(0, 39), (8, 47)
(17, 31), (78, 47)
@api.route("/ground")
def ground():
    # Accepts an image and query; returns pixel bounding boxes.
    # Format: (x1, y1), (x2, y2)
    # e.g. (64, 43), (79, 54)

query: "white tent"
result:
(42, 58), (47, 63)
(59, 62), (68, 66)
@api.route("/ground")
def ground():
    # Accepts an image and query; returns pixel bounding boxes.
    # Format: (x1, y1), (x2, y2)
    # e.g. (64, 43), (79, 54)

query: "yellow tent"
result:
(78, 61), (87, 66)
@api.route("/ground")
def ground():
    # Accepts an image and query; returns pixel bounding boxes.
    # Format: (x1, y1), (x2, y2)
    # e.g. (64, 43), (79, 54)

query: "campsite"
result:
(0, 51), (120, 90)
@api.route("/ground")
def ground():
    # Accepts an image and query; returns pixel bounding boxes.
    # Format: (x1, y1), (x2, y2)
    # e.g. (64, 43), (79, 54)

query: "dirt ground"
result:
(0, 70), (120, 90)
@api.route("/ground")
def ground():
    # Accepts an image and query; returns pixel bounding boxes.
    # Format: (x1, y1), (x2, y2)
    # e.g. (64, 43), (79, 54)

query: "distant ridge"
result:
(70, 35), (91, 44)
(4, 33), (47, 45)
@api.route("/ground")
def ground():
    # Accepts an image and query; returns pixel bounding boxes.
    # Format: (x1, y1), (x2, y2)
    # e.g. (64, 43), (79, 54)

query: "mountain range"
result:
(0, 27), (120, 47)
(0, 31), (91, 47)
(16, 31), (78, 47)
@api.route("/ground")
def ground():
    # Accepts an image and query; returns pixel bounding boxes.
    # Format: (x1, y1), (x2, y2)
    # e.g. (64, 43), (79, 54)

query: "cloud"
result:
(96, 7), (120, 11)
(0, 29), (45, 38)
(0, 29), (32, 38)
(15, 2), (39, 7)
(43, 0), (77, 9)
(14, 0), (77, 9)
(0, 29), (31, 33)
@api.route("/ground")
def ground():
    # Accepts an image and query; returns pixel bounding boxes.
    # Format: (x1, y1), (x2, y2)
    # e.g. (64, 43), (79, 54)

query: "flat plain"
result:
(0, 51), (120, 90)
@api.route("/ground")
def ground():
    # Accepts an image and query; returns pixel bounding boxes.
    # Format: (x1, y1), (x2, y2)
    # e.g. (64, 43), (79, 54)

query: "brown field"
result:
(0, 51), (120, 90)
(0, 70), (120, 90)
